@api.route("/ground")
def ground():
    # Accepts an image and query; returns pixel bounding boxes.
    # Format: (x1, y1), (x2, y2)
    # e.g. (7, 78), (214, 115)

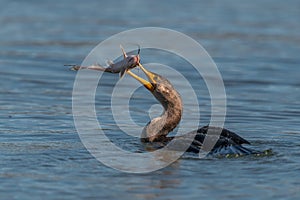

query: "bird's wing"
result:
(196, 125), (251, 145)
(174, 126), (254, 154)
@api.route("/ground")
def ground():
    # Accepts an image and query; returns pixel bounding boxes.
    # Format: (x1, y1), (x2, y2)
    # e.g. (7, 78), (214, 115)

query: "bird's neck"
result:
(142, 94), (183, 142)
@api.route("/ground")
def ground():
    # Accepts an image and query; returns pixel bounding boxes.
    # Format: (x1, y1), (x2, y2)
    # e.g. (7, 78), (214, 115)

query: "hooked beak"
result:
(126, 63), (156, 92)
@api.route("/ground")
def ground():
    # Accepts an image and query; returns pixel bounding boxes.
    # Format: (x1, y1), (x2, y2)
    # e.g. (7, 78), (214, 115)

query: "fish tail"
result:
(65, 64), (84, 71)
(70, 65), (82, 71)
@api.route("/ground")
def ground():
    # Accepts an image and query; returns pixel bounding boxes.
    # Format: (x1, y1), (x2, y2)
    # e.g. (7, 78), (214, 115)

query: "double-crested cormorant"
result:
(126, 64), (269, 156)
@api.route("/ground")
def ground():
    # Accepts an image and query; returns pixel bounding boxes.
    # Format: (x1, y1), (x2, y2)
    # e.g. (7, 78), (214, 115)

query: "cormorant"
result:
(126, 64), (269, 157)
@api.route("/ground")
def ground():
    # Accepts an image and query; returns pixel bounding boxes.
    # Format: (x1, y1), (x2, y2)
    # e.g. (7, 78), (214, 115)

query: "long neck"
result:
(141, 90), (183, 142)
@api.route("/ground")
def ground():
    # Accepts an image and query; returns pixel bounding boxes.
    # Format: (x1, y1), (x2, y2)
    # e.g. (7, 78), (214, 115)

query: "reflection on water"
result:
(1, 0), (300, 199)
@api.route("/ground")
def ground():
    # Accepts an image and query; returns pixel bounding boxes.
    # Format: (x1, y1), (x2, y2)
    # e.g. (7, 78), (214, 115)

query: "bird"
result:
(126, 63), (271, 157)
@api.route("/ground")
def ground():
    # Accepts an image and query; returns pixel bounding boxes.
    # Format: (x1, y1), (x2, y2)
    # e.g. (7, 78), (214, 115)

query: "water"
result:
(1, 0), (300, 199)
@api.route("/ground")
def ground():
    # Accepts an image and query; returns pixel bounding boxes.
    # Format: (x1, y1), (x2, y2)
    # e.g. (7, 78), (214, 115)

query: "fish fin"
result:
(119, 68), (127, 79)
(106, 60), (114, 66)
(120, 44), (127, 58)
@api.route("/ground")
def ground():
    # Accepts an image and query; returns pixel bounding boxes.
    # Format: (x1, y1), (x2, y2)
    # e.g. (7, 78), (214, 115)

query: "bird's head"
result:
(131, 63), (182, 110)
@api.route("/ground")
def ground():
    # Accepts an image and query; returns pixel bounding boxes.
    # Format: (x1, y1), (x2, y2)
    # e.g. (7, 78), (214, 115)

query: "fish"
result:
(66, 45), (140, 78)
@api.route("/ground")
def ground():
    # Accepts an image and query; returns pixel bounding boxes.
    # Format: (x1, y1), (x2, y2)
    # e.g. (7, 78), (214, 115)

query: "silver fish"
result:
(67, 45), (140, 78)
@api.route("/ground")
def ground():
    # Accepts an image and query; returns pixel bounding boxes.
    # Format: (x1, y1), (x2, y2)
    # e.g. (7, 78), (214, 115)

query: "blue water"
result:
(1, 0), (300, 199)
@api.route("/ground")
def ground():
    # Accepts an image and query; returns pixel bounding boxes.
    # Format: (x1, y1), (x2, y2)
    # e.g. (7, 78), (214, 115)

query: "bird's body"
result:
(144, 126), (260, 156)
(126, 64), (269, 157)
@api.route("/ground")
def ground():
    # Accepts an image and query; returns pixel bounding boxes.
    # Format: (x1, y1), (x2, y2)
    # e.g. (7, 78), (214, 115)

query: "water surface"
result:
(1, 0), (300, 199)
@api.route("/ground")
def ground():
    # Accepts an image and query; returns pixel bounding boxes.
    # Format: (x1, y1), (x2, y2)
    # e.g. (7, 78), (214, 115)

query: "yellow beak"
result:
(126, 63), (156, 92)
